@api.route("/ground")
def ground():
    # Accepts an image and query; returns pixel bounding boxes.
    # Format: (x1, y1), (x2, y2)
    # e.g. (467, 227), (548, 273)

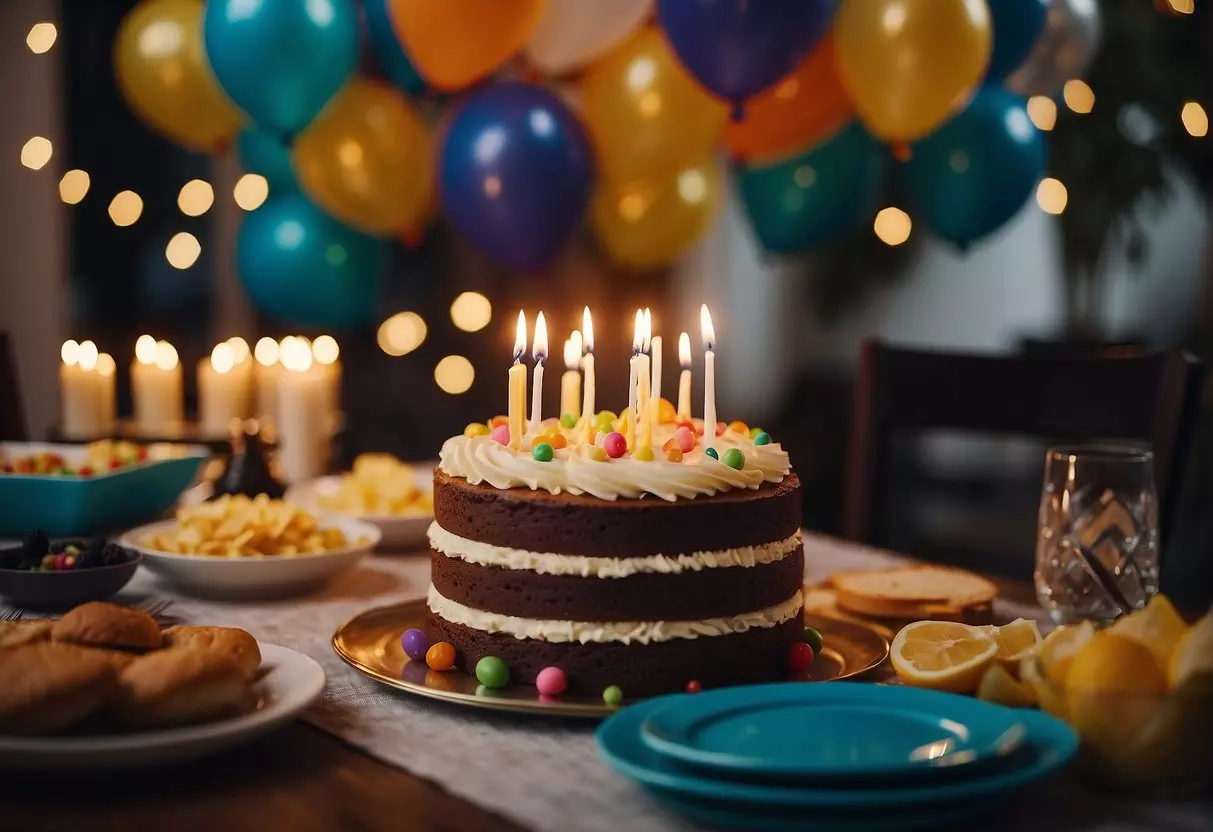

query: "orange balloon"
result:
(389, 0), (546, 91)
(723, 36), (854, 165)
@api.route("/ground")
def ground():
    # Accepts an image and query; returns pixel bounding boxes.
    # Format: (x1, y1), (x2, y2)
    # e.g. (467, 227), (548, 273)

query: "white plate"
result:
(0, 643), (324, 772)
(120, 515), (382, 599)
(285, 463), (435, 551)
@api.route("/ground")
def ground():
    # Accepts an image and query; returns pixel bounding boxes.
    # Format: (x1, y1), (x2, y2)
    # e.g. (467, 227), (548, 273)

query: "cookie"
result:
(0, 619), (54, 650)
(0, 642), (123, 735)
(162, 625), (262, 681)
(112, 647), (248, 729)
(52, 602), (161, 652)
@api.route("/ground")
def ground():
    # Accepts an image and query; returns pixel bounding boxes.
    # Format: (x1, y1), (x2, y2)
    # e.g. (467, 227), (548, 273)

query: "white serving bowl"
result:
(285, 462), (435, 552)
(120, 515), (381, 599)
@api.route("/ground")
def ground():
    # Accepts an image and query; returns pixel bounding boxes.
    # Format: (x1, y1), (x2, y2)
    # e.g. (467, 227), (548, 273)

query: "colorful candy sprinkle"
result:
(595, 415), (615, 434)
(532, 443), (554, 462)
(685, 680), (702, 694)
(802, 626), (824, 654)
(475, 656), (510, 689)
(634, 446), (654, 462)
(545, 432), (568, 449)
(722, 448), (745, 470)
(674, 426), (696, 453)
(664, 445), (683, 463)
(748, 426), (764, 439)
(788, 641), (815, 672)
(560, 414), (577, 429)
(535, 666), (567, 696)
(464, 422), (490, 438)
(715, 423), (727, 437)
(400, 628), (429, 661)
(705, 447), (719, 460)
(603, 432), (627, 458)
(753, 432), (772, 446)
(602, 685), (624, 706)
(490, 425), (511, 445)
(589, 446), (609, 462)
(657, 398), (677, 424)
(425, 641), (456, 671)
(728, 420), (749, 435)
(489, 415), (509, 429)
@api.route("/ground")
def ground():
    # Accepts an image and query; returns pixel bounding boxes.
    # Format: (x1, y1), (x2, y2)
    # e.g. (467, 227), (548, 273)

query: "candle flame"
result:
(513, 310), (527, 363)
(532, 312), (548, 363)
(78, 340), (99, 371)
(564, 331), (582, 370)
(61, 339), (80, 367)
(632, 309), (644, 355)
(226, 336), (250, 364)
(678, 332), (691, 369)
(96, 353), (116, 376)
(643, 308), (652, 353)
(154, 341), (179, 371)
(312, 334), (339, 365)
(700, 305), (715, 351)
(254, 336), (279, 367)
(582, 307), (594, 354)
(134, 334), (157, 365)
(211, 343), (235, 374)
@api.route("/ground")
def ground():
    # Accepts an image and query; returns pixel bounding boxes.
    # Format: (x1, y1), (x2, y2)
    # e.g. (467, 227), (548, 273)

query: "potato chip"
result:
(142, 494), (349, 557)
(317, 454), (431, 517)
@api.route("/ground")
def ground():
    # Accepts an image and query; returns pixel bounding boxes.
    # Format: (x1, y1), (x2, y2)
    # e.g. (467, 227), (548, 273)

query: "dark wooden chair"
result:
(0, 332), (26, 441)
(843, 340), (1204, 551)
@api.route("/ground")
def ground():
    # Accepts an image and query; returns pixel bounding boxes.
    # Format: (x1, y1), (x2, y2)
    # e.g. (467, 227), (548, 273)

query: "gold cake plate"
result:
(332, 599), (891, 718)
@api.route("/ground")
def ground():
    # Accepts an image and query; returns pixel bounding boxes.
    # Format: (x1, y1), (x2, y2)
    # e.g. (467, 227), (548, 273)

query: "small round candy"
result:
(489, 415), (509, 428)
(788, 641), (815, 672)
(490, 425), (511, 445)
(685, 680), (702, 694)
(589, 446), (609, 462)
(597, 409), (617, 421)
(802, 626), (824, 654)
(475, 656), (510, 689)
(753, 432), (772, 446)
(749, 426), (764, 439)
(602, 685), (624, 706)
(657, 398), (677, 424)
(535, 666), (567, 696)
(595, 416), (615, 435)
(674, 426), (696, 453)
(705, 447), (719, 460)
(546, 432), (568, 449)
(603, 432), (627, 458)
(715, 422), (727, 437)
(532, 443), (554, 462)
(425, 641), (456, 671)
(664, 446), (683, 463)
(401, 628), (429, 661)
(560, 413), (577, 429)
(464, 422), (490, 438)
(728, 420), (749, 435)
(633, 446), (654, 462)
(53, 553), (70, 571)
(722, 448), (745, 470)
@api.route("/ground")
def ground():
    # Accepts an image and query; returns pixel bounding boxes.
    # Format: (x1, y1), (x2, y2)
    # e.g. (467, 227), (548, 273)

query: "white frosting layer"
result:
(438, 425), (790, 502)
(427, 585), (805, 645)
(429, 522), (802, 578)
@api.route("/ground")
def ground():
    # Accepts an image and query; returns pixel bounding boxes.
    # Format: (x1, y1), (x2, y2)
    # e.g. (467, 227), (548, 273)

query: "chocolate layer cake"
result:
(427, 420), (804, 696)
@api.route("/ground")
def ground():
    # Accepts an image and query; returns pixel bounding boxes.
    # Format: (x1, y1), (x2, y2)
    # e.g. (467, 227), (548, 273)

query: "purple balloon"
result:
(657, 0), (836, 109)
(440, 82), (594, 272)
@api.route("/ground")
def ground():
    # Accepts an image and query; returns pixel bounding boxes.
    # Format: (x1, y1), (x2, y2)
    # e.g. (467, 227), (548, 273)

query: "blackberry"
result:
(21, 529), (49, 559)
(101, 542), (128, 567)
(75, 546), (103, 569)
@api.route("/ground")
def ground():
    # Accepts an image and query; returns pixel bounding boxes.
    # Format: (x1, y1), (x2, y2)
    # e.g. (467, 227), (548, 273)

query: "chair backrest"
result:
(0, 332), (27, 441)
(843, 339), (1203, 548)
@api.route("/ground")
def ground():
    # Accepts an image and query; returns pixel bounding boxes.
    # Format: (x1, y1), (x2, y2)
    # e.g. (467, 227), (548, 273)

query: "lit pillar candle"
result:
(131, 335), (183, 435)
(529, 312), (548, 435)
(59, 340), (100, 438)
(701, 305), (717, 441)
(311, 334), (341, 431)
(508, 311), (527, 449)
(579, 307), (595, 442)
(225, 336), (254, 418)
(277, 338), (327, 483)
(560, 330), (582, 420)
(637, 312), (653, 450)
(625, 310), (643, 449)
(198, 343), (250, 436)
(649, 331), (662, 434)
(253, 337), (280, 422)
(677, 331), (692, 421)
(95, 352), (116, 435)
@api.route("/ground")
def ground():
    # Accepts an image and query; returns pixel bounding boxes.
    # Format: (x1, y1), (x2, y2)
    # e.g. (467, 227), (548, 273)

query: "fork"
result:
(134, 596), (174, 619)
(1, 607), (22, 622)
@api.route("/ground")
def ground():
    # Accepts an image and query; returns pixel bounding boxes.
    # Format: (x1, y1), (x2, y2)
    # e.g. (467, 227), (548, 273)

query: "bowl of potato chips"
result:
(121, 494), (381, 598)
(285, 454), (433, 550)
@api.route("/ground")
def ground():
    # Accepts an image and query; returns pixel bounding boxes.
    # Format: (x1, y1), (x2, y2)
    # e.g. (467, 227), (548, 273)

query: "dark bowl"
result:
(0, 552), (142, 611)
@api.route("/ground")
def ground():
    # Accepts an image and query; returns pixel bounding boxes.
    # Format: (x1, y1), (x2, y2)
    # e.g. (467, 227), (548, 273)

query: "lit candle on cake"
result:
(677, 332), (692, 421)
(131, 335), (183, 434)
(561, 330), (582, 420)
(580, 307), (595, 441)
(701, 305), (717, 441)
(530, 312), (547, 435)
(637, 311), (653, 451)
(508, 311), (527, 450)
(253, 337), (280, 422)
(198, 342), (250, 436)
(311, 334), (341, 429)
(649, 324), (662, 435)
(94, 352), (116, 435)
(626, 310), (644, 449)
(59, 340), (98, 438)
(277, 337), (327, 483)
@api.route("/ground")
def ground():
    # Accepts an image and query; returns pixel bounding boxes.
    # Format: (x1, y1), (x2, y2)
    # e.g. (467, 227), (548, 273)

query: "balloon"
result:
(362, 0), (427, 95)
(834, 0), (992, 144)
(580, 26), (728, 184)
(722, 35), (853, 165)
(736, 123), (884, 254)
(592, 157), (723, 269)
(293, 78), (432, 236)
(1008, 0), (1101, 96)
(237, 127), (295, 190)
(237, 191), (385, 329)
(388, 0), (545, 91)
(113, 0), (243, 152)
(204, 0), (359, 136)
(899, 88), (1045, 247)
(656, 0), (835, 109)
(440, 82), (594, 271)
(526, 0), (652, 76)
(986, 0), (1051, 81)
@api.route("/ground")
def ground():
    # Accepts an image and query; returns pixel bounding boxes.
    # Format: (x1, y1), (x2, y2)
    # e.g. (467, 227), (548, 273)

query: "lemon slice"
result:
(1109, 595), (1188, 673)
(890, 620), (998, 693)
(1038, 620), (1095, 685)
(1168, 612), (1213, 689)
(1066, 632), (1166, 755)
(983, 618), (1042, 671)
(977, 663), (1037, 708)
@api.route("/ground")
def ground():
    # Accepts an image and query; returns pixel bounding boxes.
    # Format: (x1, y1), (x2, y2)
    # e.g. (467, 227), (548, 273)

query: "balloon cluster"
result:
(112, 1), (1100, 324)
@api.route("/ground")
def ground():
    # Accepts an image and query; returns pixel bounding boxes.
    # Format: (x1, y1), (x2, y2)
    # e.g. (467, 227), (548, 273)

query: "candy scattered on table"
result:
(603, 432), (627, 459)
(490, 425), (511, 445)
(704, 447), (719, 460)
(532, 443), (554, 462)
(602, 684), (623, 706)
(802, 625), (824, 654)
(535, 666), (567, 696)
(474, 656), (510, 689)
(425, 641), (456, 671)
(722, 448), (745, 470)
(788, 641), (815, 672)
(685, 680), (702, 694)
(401, 628), (429, 661)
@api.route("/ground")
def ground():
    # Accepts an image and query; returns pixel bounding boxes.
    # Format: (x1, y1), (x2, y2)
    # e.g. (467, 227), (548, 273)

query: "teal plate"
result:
(640, 683), (1025, 780)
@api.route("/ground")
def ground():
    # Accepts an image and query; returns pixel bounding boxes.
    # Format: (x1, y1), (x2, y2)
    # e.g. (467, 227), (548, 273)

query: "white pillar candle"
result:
(649, 333), (662, 432)
(560, 331), (582, 420)
(253, 337), (281, 423)
(579, 307), (595, 441)
(225, 336), (254, 418)
(529, 312), (547, 435)
(677, 331), (692, 421)
(198, 343), (251, 436)
(277, 339), (327, 483)
(701, 305), (717, 441)
(59, 340), (101, 438)
(94, 352), (116, 435)
(130, 335), (183, 435)
(311, 334), (342, 433)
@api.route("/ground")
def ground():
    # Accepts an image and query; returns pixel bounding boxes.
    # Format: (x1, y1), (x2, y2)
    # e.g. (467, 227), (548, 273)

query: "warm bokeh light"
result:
(154, 341), (179, 372)
(1167, 0), (1194, 14)
(1063, 80), (1095, 114)
(21, 136), (52, 170)
(109, 191), (144, 227)
(234, 174), (269, 211)
(312, 334), (340, 365)
(135, 334), (158, 365)
(59, 169), (90, 204)
(61, 339), (80, 366)
(1036, 178), (1068, 215)
(178, 179), (214, 217)
(563, 331), (582, 371)
(677, 168), (707, 203)
(166, 232), (201, 269)
(254, 336), (279, 366)
(280, 337), (313, 372)
(434, 355), (474, 394)
(26, 22), (57, 53)
(226, 337), (250, 364)
(96, 353), (116, 377)
(1027, 96), (1057, 131)
(874, 207), (912, 246)
(211, 343), (236, 374)
(450, 292), (492, 332)
(78, 340), (99, 372)
(377, 312), (427, 356)
(1181, 101), (1208, 138)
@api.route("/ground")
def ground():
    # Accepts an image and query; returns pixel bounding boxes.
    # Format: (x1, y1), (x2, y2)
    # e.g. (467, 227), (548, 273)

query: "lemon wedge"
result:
(1038, 620), (1095, 685)
(983, 618), (1042, 671)
(1168, 612), (1213, 689)
(1020, 652), (1069, 719)
(977, 663), (1037, 708)
(1109, 595), (1188, 673)
(1066, 632), (1166, 755)
(890, 620), (998, 693)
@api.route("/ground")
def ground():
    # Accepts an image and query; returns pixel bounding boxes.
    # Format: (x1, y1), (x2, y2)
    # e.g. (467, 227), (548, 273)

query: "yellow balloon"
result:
(113, 0), (243, 152)
(592, 157), (723, 269)
(580, 26), (729, 184)
(834, 0), (992, 144)
(293, 79), (433, 237)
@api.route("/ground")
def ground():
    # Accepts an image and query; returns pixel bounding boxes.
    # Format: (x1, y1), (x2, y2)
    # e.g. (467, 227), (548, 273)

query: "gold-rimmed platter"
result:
(332, 600), (890, 718)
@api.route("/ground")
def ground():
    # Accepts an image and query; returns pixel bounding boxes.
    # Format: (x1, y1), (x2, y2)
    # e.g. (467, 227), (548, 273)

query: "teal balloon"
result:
(237, 127), (296, 190)
(237, 192), (385, 329)
(362, 0), (427, 95)
(205, 0), (359, 136)
(899, 87), (1045, 247)
(736, 124), (884, 253)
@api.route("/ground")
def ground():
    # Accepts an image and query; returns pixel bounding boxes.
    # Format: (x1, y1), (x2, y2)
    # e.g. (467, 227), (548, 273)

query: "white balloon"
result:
(526, 0), (654, 76)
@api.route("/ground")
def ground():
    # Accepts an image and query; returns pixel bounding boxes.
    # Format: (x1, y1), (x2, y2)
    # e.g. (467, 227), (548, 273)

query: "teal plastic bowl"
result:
(0, 443), (209, 537)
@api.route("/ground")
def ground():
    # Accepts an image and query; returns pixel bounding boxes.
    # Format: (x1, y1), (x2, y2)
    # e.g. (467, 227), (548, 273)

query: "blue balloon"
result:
(236, 127), (296, 190)
(657, 0), (835, 109)
(986, 0), (1051, 80)
(736, 124), (884, 254)
(899, 87), (1045, 247)
(361, 0), (426, 96)
(440, 82), (594, 272)
(237, 191), (385, 329)
(205, 0), (359, 137)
